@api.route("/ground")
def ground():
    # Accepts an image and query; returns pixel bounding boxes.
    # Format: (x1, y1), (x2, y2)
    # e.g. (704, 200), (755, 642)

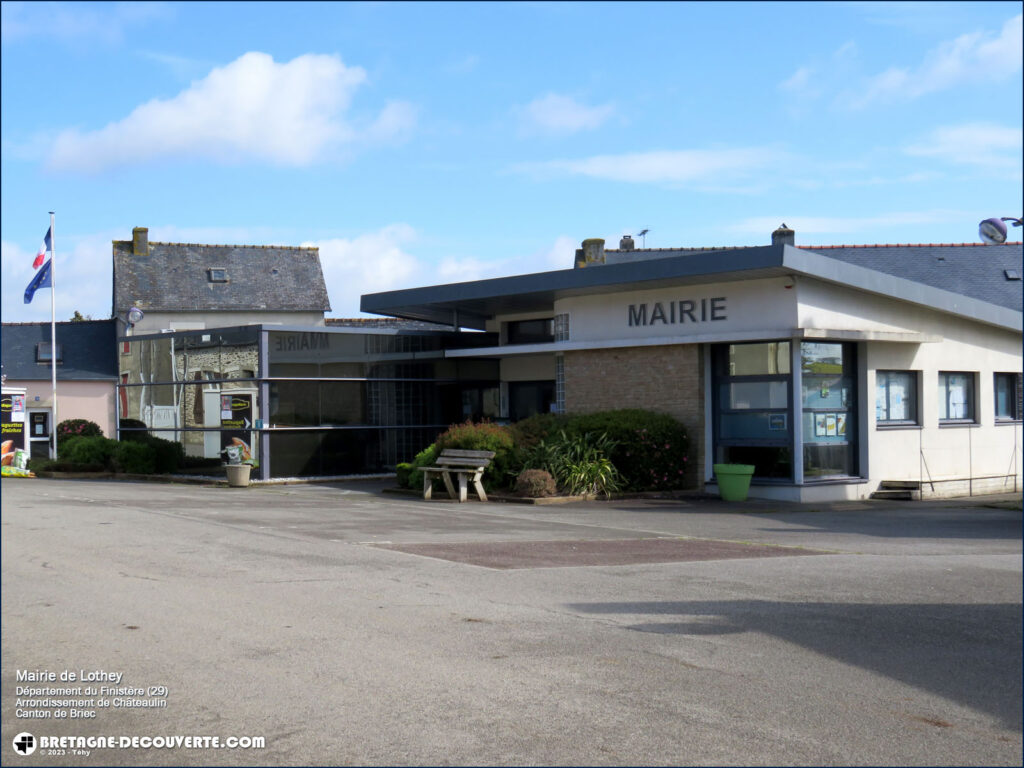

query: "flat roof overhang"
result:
(361, 245), (789, 330)
(361, 244), (1023, 333)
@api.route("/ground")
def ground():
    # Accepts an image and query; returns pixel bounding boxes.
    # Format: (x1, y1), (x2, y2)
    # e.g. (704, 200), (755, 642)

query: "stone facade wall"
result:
(563, 344), (704, 488)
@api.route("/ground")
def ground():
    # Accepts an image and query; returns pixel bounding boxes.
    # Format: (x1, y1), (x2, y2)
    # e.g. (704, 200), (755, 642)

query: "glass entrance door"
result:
(800, 342), (857, 479)
(712, 342), (793, 480)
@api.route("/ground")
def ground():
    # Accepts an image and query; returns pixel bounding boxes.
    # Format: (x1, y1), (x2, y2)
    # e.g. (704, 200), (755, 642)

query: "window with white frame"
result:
(938, 372), (975, 423)
(875, 370), (917, 425)
(994, 372), (1022, 422)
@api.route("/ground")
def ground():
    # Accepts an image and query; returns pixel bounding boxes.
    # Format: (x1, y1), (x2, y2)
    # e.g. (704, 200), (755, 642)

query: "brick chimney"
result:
(132, 227), (149, 256)
(580, 238), (606, 266)
(771, 223), (794, 247)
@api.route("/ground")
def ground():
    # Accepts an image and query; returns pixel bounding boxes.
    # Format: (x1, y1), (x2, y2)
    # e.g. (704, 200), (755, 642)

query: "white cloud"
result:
(46, 52), (414, 172)
(438, 235), (576, 283)
(365, 101), (418, 145)
(852, 13), (1022, 106)
(905, 122), (1023, 169)
(779, 66), (813, 93)
(308, 225), (424, 317)
(533, 147), (784, 185)
(0, 235), (115, 324)
(1, 1), (170, 43)
(517, 93), (615, 136)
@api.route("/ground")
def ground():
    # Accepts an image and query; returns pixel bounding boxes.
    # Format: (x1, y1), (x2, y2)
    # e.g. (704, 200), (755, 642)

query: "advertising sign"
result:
(219, 393), (254, 464)
(1, 392), (27, 454)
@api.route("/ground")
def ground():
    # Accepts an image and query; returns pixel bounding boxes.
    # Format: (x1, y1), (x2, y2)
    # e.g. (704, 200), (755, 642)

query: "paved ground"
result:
(2, 478), (1021, 766)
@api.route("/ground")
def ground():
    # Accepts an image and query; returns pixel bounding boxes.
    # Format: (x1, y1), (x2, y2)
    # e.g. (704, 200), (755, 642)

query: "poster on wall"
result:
(220, 393), (255, 464)
(1, 393), (27, 454)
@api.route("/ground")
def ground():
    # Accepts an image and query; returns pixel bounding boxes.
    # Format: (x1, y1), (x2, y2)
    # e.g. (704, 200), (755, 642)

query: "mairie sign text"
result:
(628, 297), (727, 327)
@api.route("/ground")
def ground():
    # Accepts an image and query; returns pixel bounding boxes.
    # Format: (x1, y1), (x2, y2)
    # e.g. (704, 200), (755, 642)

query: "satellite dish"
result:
(126, 306), (145, 326)
(979, 218), (1008, 245)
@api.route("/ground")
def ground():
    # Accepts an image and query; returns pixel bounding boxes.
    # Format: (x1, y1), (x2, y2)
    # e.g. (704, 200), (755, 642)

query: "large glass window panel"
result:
(800, 342), (844, 374)
(876, 371), (917, 424)
(803, 443), (856, 478)
(994, 372), (1022, 421)
(270, 382), (320, 426)
(800, 341), (857, 479)
(727, 342), (790, 376)
(721, 381), (789, 410)
(268, 427), (442, 478)
(507, 318), (554, 345)
(721, 446), (792, 479)
(938, 372), (975, 422)
(720, 412), (791, 441)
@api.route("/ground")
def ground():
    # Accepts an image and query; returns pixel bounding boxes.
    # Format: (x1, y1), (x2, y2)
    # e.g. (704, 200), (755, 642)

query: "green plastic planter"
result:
(713, 463), (755, 502)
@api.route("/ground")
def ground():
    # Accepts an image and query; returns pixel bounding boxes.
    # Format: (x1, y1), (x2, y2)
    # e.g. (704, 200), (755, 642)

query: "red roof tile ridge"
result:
(801, 242), (1022, 249)
(148, 241), (319, 250)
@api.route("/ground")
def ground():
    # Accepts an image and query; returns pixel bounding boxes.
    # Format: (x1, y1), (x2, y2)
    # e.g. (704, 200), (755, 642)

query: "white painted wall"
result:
(797, 277), (1022, 492)
(555, 277), (798, 342)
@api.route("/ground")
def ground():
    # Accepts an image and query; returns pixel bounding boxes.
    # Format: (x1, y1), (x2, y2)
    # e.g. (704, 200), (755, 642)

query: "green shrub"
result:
(116, 424), (184, 473)
(143, 436), (183, 473)
(563, 410), (689, 492)
(435, 420), (515, 490)
(118, 418), (147, 434)
(56, 418), (103, 446)
(562, 455), (621, 498)
(514, 469), (557, 498)
(114, 441), (156, 475)
(519, 430), (621, 497)
(29, 459), (106, 473)
(61, 435), (117, 469)
(509, 412), (569, 451)
(399, 444), (440, 490)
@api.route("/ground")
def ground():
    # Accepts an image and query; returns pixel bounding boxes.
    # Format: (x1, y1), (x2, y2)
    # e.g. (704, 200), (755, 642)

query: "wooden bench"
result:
(421, 449), (495, 502)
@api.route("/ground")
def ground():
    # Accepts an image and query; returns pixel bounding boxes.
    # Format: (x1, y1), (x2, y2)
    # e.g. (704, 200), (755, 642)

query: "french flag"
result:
(33, 226), (52, 269)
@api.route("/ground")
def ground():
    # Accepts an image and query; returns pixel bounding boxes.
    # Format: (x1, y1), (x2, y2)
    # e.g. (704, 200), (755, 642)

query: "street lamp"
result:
(125, 306), (144, 335)
(978, 216), (1023, 244)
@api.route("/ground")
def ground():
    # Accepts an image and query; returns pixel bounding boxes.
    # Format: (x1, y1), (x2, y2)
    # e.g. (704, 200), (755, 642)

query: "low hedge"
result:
(400, 410), (690, 494)
(54, 433), (186, 475)
(512, 409), (690, 492)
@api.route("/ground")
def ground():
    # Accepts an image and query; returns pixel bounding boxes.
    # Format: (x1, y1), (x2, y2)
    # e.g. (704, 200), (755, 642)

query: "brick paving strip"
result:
(373, 537), (832, 570)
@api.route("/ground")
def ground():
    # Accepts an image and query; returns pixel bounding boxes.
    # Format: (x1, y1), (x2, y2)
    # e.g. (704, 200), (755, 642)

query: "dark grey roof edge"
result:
(361, 245), (783, 312)
(784, 246), (1022, 332)
(120, 323), (466, 342)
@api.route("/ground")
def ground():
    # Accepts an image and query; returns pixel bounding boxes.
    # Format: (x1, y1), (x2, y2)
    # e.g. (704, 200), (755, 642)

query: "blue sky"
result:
(2, 1), (1021, 324)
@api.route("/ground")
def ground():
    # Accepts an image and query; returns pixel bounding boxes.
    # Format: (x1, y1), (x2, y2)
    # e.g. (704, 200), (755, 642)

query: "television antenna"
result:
(637, 229), (649, 247)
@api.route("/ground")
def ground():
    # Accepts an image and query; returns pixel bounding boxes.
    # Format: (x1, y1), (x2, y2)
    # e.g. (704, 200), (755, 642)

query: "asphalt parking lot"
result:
(2, 478), (1021, 766)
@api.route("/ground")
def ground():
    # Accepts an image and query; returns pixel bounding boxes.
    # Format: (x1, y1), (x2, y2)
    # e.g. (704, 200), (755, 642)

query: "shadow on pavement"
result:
(566, 598), (1023, 730)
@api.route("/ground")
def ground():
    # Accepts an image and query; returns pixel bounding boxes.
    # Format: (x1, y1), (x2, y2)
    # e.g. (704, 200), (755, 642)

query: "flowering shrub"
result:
(56, 419), (104, 446)
(514, 409), (689, 492)
(435, 420), (515, 489)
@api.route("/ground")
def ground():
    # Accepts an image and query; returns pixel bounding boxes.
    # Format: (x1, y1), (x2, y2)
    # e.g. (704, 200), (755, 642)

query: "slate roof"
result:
(602, 242), (1022, 313)
(1, 320), (118, 381)
(325, 317), (456, 331)
(363, 241), (1023, 331)
(112, 239), (331, 317)
(797, 243), (1022, 313)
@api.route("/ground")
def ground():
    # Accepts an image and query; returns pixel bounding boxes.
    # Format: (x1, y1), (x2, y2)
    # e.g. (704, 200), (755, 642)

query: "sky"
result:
(1, 1), (1021, 324)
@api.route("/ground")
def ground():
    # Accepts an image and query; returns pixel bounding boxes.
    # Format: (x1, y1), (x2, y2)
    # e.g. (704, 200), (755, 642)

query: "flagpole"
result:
(49, 211), (58, 459)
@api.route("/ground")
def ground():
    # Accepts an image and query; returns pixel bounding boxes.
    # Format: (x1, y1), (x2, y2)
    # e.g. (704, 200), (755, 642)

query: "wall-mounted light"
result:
(125, 306), (144, 335)
(979, 217), (1023, 244)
